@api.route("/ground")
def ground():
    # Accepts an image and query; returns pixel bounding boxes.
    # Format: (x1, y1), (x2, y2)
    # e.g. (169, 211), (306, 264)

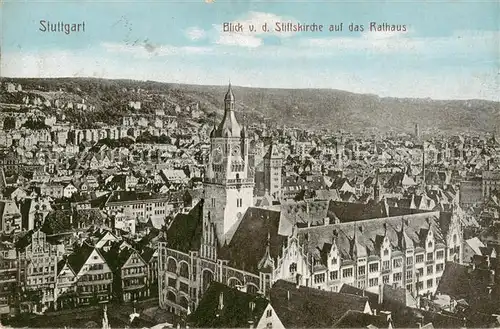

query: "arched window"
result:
(453, 234), (457, 245)
(428, 241), (433, 248)
(179, 262), (189, 278)
(289, 263), (297, 273)
(167, 258), (177, 273)
(167, 291), (176, 302)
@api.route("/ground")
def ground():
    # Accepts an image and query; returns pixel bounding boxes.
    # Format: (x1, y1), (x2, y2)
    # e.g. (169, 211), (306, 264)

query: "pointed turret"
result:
(257, 231), (274, 273)
(213, 83), (241, 138)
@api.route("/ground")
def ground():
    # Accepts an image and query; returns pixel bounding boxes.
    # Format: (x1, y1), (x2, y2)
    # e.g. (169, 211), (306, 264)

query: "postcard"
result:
(1, 0), (499, 329)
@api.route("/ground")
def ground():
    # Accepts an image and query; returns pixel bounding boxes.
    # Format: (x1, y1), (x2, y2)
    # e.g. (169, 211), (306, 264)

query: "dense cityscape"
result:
(0, 79), (499, 329)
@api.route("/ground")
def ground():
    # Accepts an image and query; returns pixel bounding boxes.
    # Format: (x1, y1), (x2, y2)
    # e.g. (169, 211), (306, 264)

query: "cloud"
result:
(213, 11), (297, 48)
(101, 41), (212, 57)
(186, 27), (206, 41)
(215, 33), (262, 48)
(297, 29), (499, 55)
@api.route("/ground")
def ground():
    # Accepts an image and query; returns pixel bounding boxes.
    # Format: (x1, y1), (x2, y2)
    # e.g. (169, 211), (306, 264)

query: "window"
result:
(436, 263), (444, 272)
(383, 275), (389, 284)
(357, 281), (365, 289)
(406, 284), (413, 292)
(393, 258), (402, 268)
(330, 270), (338, 281)
(406, 270), (413, 280)
(416, 254), (424, 263)
(417, 268), (424, 277)
(211, 198), (216, 208)
(369, 262), (379, 273)
(436, 250), (444, 260)
(236, 198), (243, 207)
(382, 260), (390, 271)
(393, 272), (402, 281)
(427, 265), (433, 275)
(331, 257), (337, 265)
(342, 268), (353, 278)
(289, 263), (297, 273)
(369, 278), (379, 287)
(358, 265), (365, 276)
(427, 279), (433, 288)
(266, 309), (272, 317)
(314, 273), (325, 284)
(416, 282), (424, 290)
(384, 249), (389, 256)
(266, 323), (273, 329)
(427, 252), (434, 262)
(406, 257), (413, 266)
(428, 241), (433, 249)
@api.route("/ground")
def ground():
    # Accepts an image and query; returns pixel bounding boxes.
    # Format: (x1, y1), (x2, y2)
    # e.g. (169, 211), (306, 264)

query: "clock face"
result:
(231, 145), (241, 156)
(212, 147), (223, 164)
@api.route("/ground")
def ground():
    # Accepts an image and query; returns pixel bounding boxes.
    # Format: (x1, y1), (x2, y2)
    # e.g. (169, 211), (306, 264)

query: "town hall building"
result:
(158, 84), (465, 317)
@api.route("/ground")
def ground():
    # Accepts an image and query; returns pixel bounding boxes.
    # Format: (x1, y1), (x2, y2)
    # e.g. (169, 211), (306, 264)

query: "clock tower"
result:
(203, 83), (254, 247)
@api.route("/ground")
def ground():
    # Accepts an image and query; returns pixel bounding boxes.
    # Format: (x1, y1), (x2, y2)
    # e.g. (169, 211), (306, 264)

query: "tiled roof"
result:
(333, 310), (389, 328)
(279, 200), (329, 228)
(270, 280), (369, 328)
(297, 211), (445, 263)
(436, 261), (496, 304)
(188, 282), (269, 328)
(339, 284), (379, 310)
(327, 200), (389, 223)
(67, 243), (98, 274)
(220, 207), (284, 274)
(166, 201), (203, 253)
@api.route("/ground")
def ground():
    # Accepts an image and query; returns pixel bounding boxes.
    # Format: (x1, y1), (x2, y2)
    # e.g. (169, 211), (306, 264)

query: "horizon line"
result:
(1, 76), (499, 103)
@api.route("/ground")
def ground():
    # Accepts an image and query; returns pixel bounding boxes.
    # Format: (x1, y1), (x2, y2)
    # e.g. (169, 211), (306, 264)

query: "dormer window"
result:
(384, 248), (389, 256)
(428, 241), (433, 249)
(331, 257), (337, 265)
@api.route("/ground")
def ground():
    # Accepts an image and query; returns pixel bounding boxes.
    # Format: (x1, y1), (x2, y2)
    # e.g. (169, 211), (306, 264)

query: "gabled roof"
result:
(67, 243), (106, 275)
(188, 281), (268, 328)
(270, 280), (370, 328)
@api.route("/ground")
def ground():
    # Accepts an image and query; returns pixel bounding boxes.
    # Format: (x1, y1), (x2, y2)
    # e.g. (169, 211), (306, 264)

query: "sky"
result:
(1, 0), (499, 101)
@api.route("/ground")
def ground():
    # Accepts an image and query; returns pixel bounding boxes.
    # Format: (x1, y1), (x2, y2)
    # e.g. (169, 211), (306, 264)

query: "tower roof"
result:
(213, 83), (241, 138)
(224, 82), (235, 102)
(264, 143), (281, 159)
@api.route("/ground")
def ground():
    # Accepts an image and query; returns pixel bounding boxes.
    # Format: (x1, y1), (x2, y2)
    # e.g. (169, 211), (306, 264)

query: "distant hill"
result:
(1, 77), (499, 134)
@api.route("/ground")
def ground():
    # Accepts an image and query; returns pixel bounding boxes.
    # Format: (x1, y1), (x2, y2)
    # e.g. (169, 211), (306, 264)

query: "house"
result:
(104, 244), (150, 303)
(63, 183), (78, 198)
(54, 259), (77, 310)
(0, 200), (22, 234)
(67, 243), (113, 306)
(16, 229), (64, 312)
